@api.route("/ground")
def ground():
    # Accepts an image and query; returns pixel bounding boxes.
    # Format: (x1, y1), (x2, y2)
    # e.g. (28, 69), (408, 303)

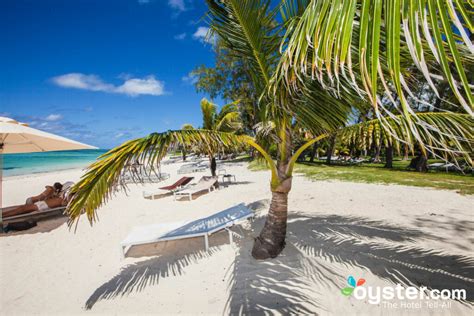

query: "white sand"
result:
(1, 160), (473, 315)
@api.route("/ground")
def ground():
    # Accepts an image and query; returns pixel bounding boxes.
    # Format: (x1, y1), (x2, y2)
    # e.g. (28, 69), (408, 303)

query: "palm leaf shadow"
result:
(85, 246), (221, 309)
(85, 203), (474, 312)
(289, 214), (473, 295)
(225, 212), (474, 314)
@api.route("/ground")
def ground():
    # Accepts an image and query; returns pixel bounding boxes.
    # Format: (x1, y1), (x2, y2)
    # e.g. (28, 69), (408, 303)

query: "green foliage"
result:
(200, 98), (242, 133)
(181, 124), (195, 130)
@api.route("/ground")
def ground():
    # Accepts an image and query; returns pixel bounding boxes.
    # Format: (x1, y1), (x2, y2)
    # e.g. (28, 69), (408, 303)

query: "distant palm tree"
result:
(199, 98), (242, 176)
(180, 124), (195, 161)
(67, 0), (472, 260)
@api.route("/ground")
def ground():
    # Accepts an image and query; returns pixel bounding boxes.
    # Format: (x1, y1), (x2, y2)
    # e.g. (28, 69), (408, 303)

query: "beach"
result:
(1, 160), (473, 315)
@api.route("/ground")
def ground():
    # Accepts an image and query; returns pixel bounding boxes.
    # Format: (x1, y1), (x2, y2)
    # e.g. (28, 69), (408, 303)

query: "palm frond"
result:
(338, 112), (473, 165)
(280, 0), (312, 22)
(216, 99), (240, 121)
(215, 111), (242, 132)
(67, 130), (250, 225)
(181, 123), (195, 130)
(292, 81), (365, 136)
(200, 98), (217, 130)
(215, 100), (242, 132)
(277, 0), (473, 115)
(205, 0), (281, 95)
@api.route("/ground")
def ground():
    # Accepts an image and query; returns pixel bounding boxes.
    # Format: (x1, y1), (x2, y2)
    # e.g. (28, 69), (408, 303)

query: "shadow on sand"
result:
(1, 216), (68, 236)
(85, 200), (474, 313)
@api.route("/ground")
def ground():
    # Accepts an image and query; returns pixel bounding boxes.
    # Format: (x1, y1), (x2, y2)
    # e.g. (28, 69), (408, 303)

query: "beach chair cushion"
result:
(120, 203), (253, 253)
(174, 176), (218, 195)
(159, 176), (194, 191)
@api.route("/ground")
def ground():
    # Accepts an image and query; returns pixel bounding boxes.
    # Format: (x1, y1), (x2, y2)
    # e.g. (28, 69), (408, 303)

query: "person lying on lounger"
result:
(24, 182), (63, 204)
(2, 182), (74, 218)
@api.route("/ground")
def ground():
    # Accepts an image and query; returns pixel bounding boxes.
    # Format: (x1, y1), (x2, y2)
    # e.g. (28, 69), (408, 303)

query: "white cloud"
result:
(174, 32), (186, 40)
(168, 0), (186, 11)
(193, 26), (216, 44)
(52, 73), (114, 92)
(45, 114), (63, 121)
(52, 73), (166, 97)
(115, 76), (165, 96)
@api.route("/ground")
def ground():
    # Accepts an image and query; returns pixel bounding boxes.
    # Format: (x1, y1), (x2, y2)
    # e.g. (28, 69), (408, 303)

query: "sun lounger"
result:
(143, 176), (194, 199)
(428, 162), (457, 172)
(2, 206), (66, 226)
(120, 203), (254, 258)
(173, 176), (218, 201)
(177, 163), (199, 174)
(194, 161), (208, 171)
(428, 162), (445, 169)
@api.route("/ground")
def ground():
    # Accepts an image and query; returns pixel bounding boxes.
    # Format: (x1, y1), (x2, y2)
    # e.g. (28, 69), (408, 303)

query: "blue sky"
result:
(0, 0), (217, 149)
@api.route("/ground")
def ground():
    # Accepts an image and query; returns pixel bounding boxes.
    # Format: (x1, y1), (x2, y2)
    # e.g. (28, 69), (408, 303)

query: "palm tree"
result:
(180, 124), (195, 161)
(67, 0), (473, 260)
(199, 98), (242, 176)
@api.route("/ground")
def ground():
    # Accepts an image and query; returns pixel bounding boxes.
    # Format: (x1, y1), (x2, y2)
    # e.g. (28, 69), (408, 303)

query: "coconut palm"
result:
(180, 124), (195, 161)
(67, 0), (473, 260)
(198, 98), (242, 175)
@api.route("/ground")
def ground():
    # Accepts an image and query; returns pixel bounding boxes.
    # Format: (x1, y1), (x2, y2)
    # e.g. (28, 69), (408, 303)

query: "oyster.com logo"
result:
(340, 275), (466, 309)
(341, 275), (365, 296)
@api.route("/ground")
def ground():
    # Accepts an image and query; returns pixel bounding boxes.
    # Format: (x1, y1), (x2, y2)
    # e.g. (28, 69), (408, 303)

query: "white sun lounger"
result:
(119, 203), (254, 258)
(173, 176), (218, 201)
(428, 162), (445, 169)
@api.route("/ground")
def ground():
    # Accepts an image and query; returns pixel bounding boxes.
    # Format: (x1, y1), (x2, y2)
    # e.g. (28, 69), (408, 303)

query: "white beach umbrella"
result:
(0, 116), (97, 229)
(0, 116), (96, 153)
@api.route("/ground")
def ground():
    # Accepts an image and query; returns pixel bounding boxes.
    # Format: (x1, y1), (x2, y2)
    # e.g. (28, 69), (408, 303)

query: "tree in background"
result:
(180, 124), (195, 161)
(191, 40), (259, 135)
(199, 98), (242, 176)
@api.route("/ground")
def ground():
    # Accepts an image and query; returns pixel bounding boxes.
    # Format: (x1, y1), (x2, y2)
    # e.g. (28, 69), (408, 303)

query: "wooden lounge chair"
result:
(2, 206), (66, 226)
(173, 176), (218, 201)
(120, 203), (254, 258)
(143, 176), (194, 200)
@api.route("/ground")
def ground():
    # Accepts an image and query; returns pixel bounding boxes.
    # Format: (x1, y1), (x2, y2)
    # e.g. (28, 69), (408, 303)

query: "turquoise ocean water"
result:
(2, 149), (108, 177)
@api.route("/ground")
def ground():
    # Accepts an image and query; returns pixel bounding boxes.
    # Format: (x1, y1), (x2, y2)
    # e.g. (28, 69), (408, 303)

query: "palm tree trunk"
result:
(373, 143), (382, 163)
(252, 176), (291, 259)
(309, 142), (318, 163)
(384, 141), (393, 168)
(210, 156), (217, 176)
(402, 144), (409, 160)
(252, 125), (293, 259)
(325, 135), (336, 165)
(182, 149), (186, 161)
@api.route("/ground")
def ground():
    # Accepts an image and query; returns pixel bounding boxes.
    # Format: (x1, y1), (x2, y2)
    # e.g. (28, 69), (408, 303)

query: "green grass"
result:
(248, 159), (474, 195)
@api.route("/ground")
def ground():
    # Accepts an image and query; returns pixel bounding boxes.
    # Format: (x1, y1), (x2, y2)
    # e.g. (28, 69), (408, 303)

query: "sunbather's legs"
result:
(3, 204), (38, 218)
(3, 197), (64, 218)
